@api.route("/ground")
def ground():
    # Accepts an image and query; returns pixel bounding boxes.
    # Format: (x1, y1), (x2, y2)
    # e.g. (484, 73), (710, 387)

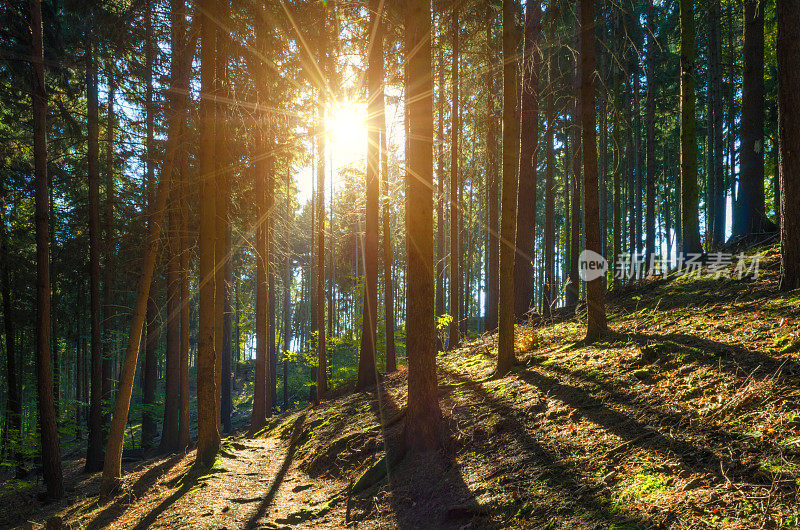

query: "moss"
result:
(616, 472), (674, 504)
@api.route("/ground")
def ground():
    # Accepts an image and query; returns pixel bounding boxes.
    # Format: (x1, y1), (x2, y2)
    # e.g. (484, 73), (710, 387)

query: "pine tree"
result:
(514, 0), (540, 319)
(195, 0), (220, 467)
(498, 0), (521, 375)
(679, 0), (702, 254)
(357, 0), (382, 389)
(777, 0), (800, 290)
(448, 1), (461, 350)
(404, 0), (441, 451)
(581, 0), (608, 341)
(30, 0), (64, 500)
(85, 30), (104, 473)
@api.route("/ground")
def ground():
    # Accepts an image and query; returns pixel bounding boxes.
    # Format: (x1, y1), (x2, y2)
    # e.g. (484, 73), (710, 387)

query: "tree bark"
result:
(283, 170), (292, 409)
(739, 0), (768, 236)
(448, 2), (460, 350)
(777, 0), (800, 290)
(567, 39), (581, 309)
(645, 0), (658, 264)
(250, 5), (269, 431)
(213, 0), (227, 432)
(316, 7), (328, 397)
(30, 0), (64, 499)
(195, 0), (220, 467)
(268, 235), (276, 413)
(216, 0), (232, 432)
(498, 0), (521, 375)
(679, 0), (702, 254)
(357, 0), (382, 388)
(177, 4), (192, 452)
(100, 65), (115, 457)
(485, 7), (499, 332)
(86, 36), (105, 473)
(160, 0), (186, 453)
(581, 0), (608, 342)
(380, 56), (396, 372)
(435, 22), (446, 333)
(707, 0), (725, 248)
(141, 0), (157, 452)
(514, 0), (539, 319)
(543, 44), (555, 317)
(142, 296), (158, 450)
(404, 0), (441, 452)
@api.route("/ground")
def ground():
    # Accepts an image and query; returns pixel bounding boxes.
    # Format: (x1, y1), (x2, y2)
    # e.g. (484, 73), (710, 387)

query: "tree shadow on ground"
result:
(619, 331), (800, 387)
(85, 453), (184, 530)
(515, 365), (728, 479)
(244, 413), (307, 529)
(360, 378), (481, 529)
(523, 354), (792, 486)
(440, 366), (661, 528)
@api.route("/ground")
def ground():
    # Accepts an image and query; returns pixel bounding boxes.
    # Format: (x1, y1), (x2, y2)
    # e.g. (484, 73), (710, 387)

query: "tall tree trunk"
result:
(567, 21), (581, 310)
(357, 0), (382, 388)
(728, 0), (740, 237)
(485, 7), (499, 332)
(404, 0), (441, 452)
(86, 36), (105, 473)
(49, 181), (59, 424)
(679, 0), (702, 254)
(514, 0), (539, 319)
(30, 0), (63, 499)
(316, 7), (328, 397)
(177, 3), (192, 452)
(195, 0), (220, 466)
(626, 75), (635, 261)
(283, 170), (292, 410)
(216, 0), (232, 432)
(380, 60), (396, 371)
(707, 0), (725, 248)
(1, 197), (22, 476)
(633, 36), (642, 256)
(213, 0), (230, 432)
(160, 0), (185, 452)
(581, 0), (608, 342)
(251, 5), (270, 430)
(739, 0), (768, 236)
(543, 47), (555, 317)
(268, 238), (276, 413)
(777, 0), (800, 290)
(142, 297), (157, 450)
(498, 0), (521, 375)
(645, 0), (657, 264)
(141, 0), (157, 451)
(435, 23), (446, 330)
(448, 2), (460, 350)
(101, 65), (115, 455)
(161, 198), (180, 450)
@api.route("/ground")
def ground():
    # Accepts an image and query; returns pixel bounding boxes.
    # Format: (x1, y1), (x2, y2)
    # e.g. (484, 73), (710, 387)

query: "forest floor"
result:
(6, 244), (800, 529)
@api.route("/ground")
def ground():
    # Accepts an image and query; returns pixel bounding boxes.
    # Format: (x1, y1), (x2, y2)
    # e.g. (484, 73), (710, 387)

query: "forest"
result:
(1, 0), (800, 527)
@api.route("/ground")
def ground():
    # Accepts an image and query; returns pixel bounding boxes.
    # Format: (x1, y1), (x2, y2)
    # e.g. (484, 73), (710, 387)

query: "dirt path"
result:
(54, 420), (349, 529)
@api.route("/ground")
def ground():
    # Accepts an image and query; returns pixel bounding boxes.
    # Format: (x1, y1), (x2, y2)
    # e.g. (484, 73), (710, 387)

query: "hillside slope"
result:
(9, 246), (800, 529)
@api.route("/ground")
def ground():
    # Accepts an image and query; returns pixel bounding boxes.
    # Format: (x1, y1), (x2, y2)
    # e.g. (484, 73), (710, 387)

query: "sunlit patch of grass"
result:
(615, 472), (674, 506)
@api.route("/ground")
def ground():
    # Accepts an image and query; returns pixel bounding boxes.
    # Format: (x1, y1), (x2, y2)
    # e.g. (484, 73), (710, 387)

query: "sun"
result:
(325, 100), (368, 170)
